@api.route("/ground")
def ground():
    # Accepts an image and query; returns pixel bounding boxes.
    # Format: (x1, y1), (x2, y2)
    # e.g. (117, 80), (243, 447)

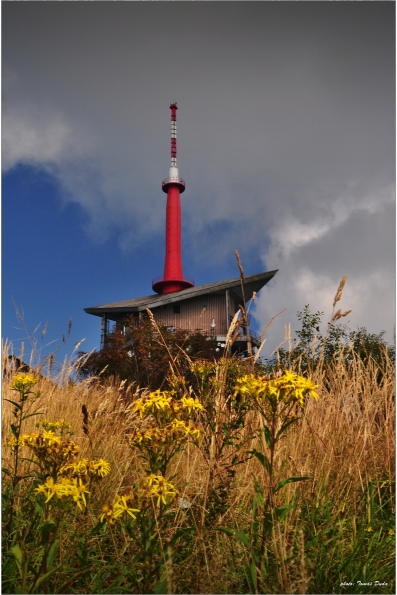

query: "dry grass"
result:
(2, 327), (395, 593)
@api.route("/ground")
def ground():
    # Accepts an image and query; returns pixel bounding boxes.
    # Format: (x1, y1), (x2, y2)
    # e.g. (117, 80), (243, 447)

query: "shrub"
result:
(77, 315), (222, 389)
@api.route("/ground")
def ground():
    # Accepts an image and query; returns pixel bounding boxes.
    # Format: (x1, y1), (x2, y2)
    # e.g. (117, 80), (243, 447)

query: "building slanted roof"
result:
(84, 270), (278, 320)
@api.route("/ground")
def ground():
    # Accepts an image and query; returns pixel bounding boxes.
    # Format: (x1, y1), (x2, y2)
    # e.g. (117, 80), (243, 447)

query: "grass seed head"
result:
(333, 275), (347, 307)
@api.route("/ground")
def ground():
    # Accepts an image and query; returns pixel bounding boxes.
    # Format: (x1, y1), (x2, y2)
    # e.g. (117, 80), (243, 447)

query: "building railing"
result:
(162, 177), (186, 193)
(162, 176), (185, 186)
(249, 329), (261, 342)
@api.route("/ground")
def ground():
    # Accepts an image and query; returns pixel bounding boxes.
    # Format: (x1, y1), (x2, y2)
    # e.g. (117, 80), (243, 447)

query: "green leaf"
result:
(153, 579), (167, 594)
(169, 526), (195, 545)
(47, 539), (59, 568)
(57, 568), (91, 593)
(274, 476), (311, 493)
(35, 500), (44, 516)
(90, 571), (109, 593)
(249, 449), (272, 474)
(218, 527), (251, 550)
(31, 564), (62, 592)
(90, 520), (106, 535)
(249, 558), (258, 593)
(19, 457), (39, 464)
(21, 411), (43, 422)
(11, 544), (23, 571)
(10, 424), (20, 437)
(235, 530), (250, 548)
(41, 522), (57, 546)
(18, 473), (37, 480)
(263, 510), (273, 532)
(5, 399), (22, 411)
(263, 425), (273, 448)
(13, 474), (29, 485)
(2, 467), (12, 476)
(218, 527), (234, 538)
(274, 504), (294, 520)
(252, 477), (265, 507)
(276, 417), (299, 440)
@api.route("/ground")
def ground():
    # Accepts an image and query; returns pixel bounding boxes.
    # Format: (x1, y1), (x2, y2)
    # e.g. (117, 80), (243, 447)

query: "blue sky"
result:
(2, 2), (395, 367)
(2, 162), (266, 365)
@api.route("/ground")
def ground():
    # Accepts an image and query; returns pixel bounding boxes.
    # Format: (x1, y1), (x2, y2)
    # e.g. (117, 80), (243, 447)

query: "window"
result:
(173, 304), (180, 314)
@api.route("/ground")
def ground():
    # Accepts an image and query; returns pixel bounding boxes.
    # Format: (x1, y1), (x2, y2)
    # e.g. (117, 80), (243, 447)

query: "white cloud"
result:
(254, 183), (395, 353)
(269, 184), (394, 260)
(2, 105), (87, 172)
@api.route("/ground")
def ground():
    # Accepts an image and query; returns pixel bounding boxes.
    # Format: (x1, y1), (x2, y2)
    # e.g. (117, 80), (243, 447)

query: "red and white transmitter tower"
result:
(152, 103), (194, 294)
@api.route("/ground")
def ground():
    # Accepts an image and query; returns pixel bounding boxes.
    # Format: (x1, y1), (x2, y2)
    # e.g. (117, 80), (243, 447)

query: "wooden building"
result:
(84, 270), (277, 354)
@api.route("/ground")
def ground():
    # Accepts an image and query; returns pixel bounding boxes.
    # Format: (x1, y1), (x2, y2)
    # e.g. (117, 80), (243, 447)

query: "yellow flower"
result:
(60, 440), (80, 458)
(41, 430), (62, 447)
(234, 372), (319, 406)
(388, 528), (395, 536)
(180, 396), (204, 413)
(365, 526), (374, 532)
(11, 373), (37, 391)
(99, 503), (117, 524)
(35, 476), (89, 509)
(37, 419), (71, 432)
(139, 474), (178, 507)
(99, 493), (140, 524)
(133, 390), (176, 418)
(60, 459), (89, 477)
(35, 477), (61, 503)
(61, 458), (110, 479)
(21, 432), (40, 444)
(114, 494), (140, 519)
(89, 458), (111, 477)
(35, 483), (47, 496)
(69, 478), (89, 510)
(8, 435), (29, 448)
(190, 360), (215, 379)
(145, 473), (159, 487)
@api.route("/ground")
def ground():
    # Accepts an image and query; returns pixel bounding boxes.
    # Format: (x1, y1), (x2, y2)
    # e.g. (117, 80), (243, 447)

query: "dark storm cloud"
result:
(2, 2), (395, 343)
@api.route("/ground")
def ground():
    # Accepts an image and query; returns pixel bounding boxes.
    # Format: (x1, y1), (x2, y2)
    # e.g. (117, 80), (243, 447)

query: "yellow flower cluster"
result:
(234, 371), (319, 407)
(131, 418), (201, 445)
(138, 474), (178, 506)
(169, 418), (201, 437)
(133, 390), (204, 418)
(35, 477), (89, 510)
(178, 396), (204, 414)
(8, 430), (80, 459)
(133, 390), (172, 417)
(99, 474), (178, 524)
(59, 458), (111, 479)
(190, 360), (215, 378)
(100, 491), (140, 524)
(36, 419), (71, 433)
(10, 373), (37, 391)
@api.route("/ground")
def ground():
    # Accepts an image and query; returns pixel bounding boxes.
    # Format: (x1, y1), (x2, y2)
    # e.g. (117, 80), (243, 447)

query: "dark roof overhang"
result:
(84, 270), (278, 320)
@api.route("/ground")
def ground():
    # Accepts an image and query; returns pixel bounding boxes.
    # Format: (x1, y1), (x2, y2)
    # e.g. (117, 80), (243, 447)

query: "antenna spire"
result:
(170, 102), (177, 168)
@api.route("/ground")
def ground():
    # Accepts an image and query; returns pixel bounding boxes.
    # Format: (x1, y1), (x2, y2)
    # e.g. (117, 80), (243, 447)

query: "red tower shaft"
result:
(152, 104), (194, 294)
(164, 185), (183, 284)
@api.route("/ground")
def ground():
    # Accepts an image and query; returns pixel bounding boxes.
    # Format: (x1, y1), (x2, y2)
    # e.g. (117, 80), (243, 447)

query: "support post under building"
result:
(100, 314), (108, 349)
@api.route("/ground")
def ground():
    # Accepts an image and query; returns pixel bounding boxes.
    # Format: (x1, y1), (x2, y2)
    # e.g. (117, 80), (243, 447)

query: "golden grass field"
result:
(2, 329), (395, 594)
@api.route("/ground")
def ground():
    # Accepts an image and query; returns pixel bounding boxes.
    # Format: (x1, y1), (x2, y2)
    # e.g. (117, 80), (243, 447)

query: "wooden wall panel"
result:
(152, 294), (236, 336)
